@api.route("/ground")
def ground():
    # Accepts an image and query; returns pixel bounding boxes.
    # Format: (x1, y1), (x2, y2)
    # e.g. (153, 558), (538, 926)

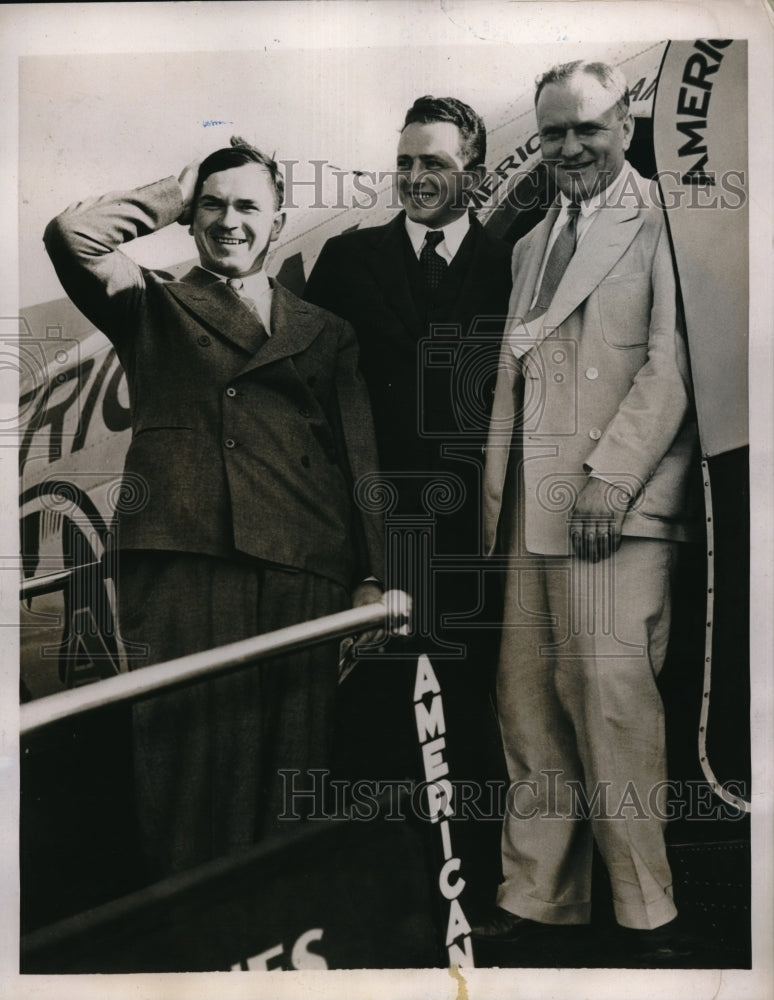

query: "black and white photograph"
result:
(2, 2), (772, 998)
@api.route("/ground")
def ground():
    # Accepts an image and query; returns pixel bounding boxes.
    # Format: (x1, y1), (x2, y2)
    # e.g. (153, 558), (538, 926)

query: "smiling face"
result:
(396, 121), (484, 229)
(536, 72), (634, 201)
(191, 163), (285, 278)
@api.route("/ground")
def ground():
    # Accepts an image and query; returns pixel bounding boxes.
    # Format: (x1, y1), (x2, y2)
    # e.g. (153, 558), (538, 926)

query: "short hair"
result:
(193, 135), (285, 210)
(402, 95), (487, 168)
(534, 60), (630, 119)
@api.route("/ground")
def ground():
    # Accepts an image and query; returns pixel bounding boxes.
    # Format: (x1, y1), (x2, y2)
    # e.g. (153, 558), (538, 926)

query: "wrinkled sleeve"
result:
(43, 176), (184, 347)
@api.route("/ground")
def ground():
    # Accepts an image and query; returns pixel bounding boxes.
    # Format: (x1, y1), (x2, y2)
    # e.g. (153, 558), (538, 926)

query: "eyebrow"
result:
(541, 108), (621, 130)
(198, 195), (261, 207)
(539, 117), (609, 133)
(396, 153), (455, 164)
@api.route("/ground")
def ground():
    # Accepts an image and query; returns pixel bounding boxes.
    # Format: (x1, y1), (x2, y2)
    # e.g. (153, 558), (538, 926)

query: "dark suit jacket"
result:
(305, 211), (512, 555)
(44, 176), (382, 590)
(305, 213), (512, 918)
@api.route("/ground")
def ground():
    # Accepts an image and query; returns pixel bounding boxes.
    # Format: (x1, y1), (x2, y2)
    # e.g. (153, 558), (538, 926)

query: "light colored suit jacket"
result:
(484, 164), (700, 556)
(44, 177), (383, 589)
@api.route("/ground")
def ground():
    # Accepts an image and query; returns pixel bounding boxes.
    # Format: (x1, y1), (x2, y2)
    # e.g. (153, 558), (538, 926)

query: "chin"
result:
(406, 210), (433, 224)
(405, 206), (440, 226)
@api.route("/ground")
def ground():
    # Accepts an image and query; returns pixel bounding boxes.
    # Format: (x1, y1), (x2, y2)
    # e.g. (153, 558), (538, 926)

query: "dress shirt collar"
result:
(200, 266), (273, 333)
(556, 159), (634, 223)
(237, 268), (272, 304)
(530, 162), (636, 313)
(404, 210), (471, 263)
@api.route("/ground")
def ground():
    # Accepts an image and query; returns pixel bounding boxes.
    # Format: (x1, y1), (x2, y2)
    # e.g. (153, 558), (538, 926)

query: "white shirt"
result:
(404, 211), (471, 265)
(202, 266), (273, 334)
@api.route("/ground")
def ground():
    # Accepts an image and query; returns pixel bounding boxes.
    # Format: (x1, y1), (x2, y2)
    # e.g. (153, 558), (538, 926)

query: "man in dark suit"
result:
(44, 137), (383, 876)
(305, 97), (512, 913)
(306, 96), (511, 565)
(474, 61), (701, 958)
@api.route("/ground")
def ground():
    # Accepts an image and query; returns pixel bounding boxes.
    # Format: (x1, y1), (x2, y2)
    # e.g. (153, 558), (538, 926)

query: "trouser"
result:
(118, 550), (347, 876)
(495, 482), (679, 929)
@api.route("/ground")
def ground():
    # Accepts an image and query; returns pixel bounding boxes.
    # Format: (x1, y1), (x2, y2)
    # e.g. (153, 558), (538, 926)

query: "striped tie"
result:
(527, 202), (581, 319)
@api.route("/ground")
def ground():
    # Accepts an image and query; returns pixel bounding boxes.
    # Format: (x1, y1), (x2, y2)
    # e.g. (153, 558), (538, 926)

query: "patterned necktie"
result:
(527, 202), (581, 318)
(420, 230), (448, 291)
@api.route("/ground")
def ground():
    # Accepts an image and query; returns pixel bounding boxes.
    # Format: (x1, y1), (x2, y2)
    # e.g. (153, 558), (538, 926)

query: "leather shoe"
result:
(471, 907), (539, 941)
(619, 917), (705, 963)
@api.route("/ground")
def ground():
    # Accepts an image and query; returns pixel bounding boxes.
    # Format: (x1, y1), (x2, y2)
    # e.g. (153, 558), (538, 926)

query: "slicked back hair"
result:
(534, 61), (631, 119)
(402, 95), (487, 169)
(193, 135), (285, 210)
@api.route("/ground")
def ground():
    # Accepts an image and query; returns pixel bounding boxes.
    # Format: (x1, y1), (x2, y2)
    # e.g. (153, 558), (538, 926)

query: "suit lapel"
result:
(512, 210), (557, 320)
(238, 282), (324, 374)
(167, 267), (268, 355)
(445, 215), (484, 311)
(369, 214), (423, 339)
(167, 268), (324, 370)
(543, 201), (645, 333)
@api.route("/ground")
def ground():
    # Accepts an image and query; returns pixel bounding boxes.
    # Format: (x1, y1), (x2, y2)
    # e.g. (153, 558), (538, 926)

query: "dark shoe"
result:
(620, 917), (706, 963)
(471, 907), (540, 941)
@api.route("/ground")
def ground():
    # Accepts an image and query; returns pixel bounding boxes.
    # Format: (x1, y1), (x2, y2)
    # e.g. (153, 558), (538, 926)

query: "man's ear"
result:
(621, 113), (635, 152)
(270, 212), (286, 242)
(463, 163), (487, 199)
(471, 163), (487, 188)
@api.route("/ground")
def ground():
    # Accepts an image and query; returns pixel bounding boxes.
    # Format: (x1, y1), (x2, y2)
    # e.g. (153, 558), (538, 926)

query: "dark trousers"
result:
(118, 550), (347, 876)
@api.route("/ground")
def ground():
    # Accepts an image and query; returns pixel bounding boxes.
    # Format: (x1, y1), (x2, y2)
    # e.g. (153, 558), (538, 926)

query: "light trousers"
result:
(495, 476), (679, 929)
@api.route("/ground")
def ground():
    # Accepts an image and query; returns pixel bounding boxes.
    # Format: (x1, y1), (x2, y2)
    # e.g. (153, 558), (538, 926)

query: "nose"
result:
(409, 161), (425, 186)
(561, 129), (583, 159)
(220, 203), (240, 228)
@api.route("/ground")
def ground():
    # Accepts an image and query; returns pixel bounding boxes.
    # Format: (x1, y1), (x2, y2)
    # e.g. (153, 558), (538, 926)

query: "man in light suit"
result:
(473, 62), (701, 956)
(44, 138), (383, 876)
(305, 97), (511, 914)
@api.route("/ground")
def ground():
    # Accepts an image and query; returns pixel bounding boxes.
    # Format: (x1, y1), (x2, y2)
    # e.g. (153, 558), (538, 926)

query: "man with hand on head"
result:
(44, 136), (384, 877)
(475, 62), (701, 959)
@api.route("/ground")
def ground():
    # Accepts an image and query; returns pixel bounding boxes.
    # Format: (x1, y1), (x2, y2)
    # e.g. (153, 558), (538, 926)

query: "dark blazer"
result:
(44, 177), (382, 590)
(305, 212), (512, 919)
(305, 211), (512, 548)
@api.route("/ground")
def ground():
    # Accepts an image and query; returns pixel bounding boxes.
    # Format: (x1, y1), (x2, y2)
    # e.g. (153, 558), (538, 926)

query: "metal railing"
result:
(20, 590), (411, 736)
(21, 564), (104, 601)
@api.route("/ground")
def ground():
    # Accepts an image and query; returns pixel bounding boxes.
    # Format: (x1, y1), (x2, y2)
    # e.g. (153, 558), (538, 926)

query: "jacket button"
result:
(588, 427), (602, 440)
(301, 455), (310, 468)
(225, 438), (236, 449)
(225, 387), (237, 397)
(585, 367), (599, 380)
(198, 335), (211, 347)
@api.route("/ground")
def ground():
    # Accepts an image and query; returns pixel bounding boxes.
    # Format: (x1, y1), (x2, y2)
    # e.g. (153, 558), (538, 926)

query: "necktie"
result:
(527, 202), (581, 318)
(226, 277), (268, 352)
(420, 230), (448, 291)
(227, 277), (260, 314)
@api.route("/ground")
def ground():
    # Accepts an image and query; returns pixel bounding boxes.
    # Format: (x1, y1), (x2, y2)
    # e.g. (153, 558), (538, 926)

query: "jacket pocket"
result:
(596, 271), (651, 348)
